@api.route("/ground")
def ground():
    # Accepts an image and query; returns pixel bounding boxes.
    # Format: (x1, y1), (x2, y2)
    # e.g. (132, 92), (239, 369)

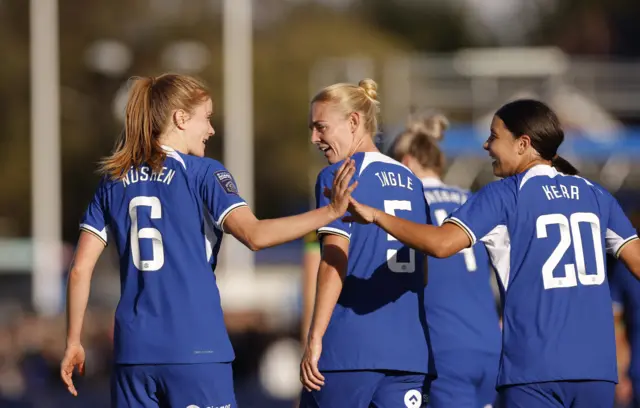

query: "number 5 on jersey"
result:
(384, 200), (415, 273)
(129, 196), (165, 271)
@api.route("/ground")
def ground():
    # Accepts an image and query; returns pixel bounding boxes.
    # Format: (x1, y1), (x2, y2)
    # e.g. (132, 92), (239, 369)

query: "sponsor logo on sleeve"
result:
(214, 171), (239, 195)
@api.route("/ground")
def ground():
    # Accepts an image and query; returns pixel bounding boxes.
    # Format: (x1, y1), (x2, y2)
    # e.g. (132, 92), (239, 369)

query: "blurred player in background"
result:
(344, 99), (640, 407)
(610, 258), (637, 408)
(609, 213), (640, 408)
(299, 79), (434, 408)
(60, 73), (356, 408)
(381, 112), (501, 408)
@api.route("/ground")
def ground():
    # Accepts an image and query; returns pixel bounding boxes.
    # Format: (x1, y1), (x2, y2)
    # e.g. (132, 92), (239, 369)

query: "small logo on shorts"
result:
(404, 389), (422, 408)
(185, 405), (200, 408)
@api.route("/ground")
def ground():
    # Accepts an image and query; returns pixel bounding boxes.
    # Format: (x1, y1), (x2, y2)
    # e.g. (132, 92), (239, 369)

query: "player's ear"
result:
(349, 112), (360, 134)
(517, 134), (532, 155)
(173, 109), (189, 130)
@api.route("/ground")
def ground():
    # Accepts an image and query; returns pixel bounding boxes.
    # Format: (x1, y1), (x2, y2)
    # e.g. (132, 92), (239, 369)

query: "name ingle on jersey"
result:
(121, 165), (176, 187)
(374, 171), (414, 190)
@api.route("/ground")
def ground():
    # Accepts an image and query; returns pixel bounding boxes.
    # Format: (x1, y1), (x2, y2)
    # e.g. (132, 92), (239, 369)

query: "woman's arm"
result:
(301, 237), (321, 344)
(376, 211), (471, 258)
(619, 239), (640, 281)
(308, 234), (349, 342)
(300, 234), (349, 391)
(61, 231), (105, 396)
(224, 160), (357, 251)
(66, 231), (105, 345)
(223, 205), (342, 251)
(345, 199), (471, 258)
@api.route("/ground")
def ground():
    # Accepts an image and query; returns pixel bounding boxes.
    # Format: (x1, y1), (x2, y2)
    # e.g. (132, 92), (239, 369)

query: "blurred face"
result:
(183, 98), (214, 157)
(484, 116), (524, 178)
(309, 101), (356, 164)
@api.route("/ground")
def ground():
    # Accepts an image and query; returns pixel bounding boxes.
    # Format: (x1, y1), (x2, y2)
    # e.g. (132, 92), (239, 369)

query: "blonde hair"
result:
(99, 73), (210, 179)
(405, 111), (449, 141)
(391, 112), (450, 176)
(311, 78), (380, 136)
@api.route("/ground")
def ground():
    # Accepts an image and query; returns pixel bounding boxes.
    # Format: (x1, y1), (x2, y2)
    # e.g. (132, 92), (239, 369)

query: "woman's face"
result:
(484, 115), (523, 178)
(309, 101), (356, 164)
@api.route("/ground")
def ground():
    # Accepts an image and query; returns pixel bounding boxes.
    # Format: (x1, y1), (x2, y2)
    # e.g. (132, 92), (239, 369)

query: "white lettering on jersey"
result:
(424, 189), (468, 205)
(542, 185), (579, 201)
(122, 166), (176, 188)
(375, 171), (413, 191)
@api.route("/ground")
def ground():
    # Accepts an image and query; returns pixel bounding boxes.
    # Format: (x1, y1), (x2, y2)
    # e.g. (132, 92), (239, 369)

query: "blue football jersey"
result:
(446, 164), (638, 386)
(315, 152), (433, 375)
(80, 146), (247, 364)
(421, 178), (501, 356)
(609, 258), (640, 381)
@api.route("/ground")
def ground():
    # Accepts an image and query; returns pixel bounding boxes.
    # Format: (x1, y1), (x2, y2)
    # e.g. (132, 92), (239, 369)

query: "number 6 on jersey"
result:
(129, 196), (165, 271)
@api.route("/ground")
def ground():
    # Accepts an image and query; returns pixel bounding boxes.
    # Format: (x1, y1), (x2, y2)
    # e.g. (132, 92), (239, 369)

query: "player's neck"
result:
(518, 158), (552, 174)
(157, 132), (188, 155)
(350, 135), (378, 155)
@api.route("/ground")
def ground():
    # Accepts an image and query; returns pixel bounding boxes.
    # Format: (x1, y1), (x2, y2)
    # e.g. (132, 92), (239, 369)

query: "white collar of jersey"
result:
(519, 164), (557, 190)
(160, 144), (187, 169)
(421, 177), (444, 187)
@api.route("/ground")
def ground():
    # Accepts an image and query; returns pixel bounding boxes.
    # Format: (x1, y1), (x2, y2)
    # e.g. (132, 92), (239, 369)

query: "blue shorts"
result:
(300, 370), (429, 408)
(111, 362), (236, 408)
(428, 351), (499, 408)
(498, 380), (615, 408)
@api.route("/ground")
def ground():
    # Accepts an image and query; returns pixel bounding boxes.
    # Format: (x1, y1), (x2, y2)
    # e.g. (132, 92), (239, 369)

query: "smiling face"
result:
(484, 115), (525, 178)
(181, 98), (214, 157)
(309, 101), (357, 164)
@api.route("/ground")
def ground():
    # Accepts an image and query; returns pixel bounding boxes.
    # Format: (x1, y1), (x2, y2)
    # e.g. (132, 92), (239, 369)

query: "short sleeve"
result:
(79, 179), (109, 245)
(605, 195), (638, 258)
(315, 165), (352, 240)
(445, 179), (515, 246)
(200, 160), (248, 231)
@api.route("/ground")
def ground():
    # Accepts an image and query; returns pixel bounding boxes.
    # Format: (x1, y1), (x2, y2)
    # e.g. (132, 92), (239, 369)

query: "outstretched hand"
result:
(323, 189), (379, 224)
(327, 159), (358, 219)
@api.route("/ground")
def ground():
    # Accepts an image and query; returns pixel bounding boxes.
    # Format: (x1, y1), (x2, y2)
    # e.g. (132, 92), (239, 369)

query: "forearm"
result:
(65, 266), (92, 345)
(308, 264), (344, 342)
(250, 207), (338, 251)
(374, 211), (446, 257)
(301, 250), (321, 343)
